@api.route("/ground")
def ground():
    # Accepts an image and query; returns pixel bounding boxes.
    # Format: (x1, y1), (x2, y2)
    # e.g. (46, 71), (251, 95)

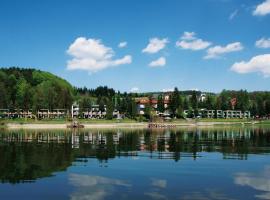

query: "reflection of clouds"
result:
(69, 174), (131, 200)
(180, 190), (235, 200)
(144, 178), (168, 199)
(151, 178), (167, 188)
(145, 192), (168, 200)
(234, 166), (270, 199)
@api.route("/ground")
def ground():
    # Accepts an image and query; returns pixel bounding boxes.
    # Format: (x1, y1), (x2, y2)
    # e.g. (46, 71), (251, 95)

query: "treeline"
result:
(0, 67), (270, 119)
(157, 88), (270, 118)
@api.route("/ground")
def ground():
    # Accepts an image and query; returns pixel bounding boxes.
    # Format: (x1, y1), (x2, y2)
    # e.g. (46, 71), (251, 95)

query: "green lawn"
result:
(1, 117), (269, 125)
(197, 118), (253, 122)
(0, 118), (138, 124)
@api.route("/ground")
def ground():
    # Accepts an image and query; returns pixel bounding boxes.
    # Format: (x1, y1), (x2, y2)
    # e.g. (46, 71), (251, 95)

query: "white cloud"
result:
(253, 0), (270, 16)
(118, 41), (127, 48)
(149, 57), (166, 67)
(181, 32), (196, 40)
(230, 54), (270, 77)
(130, 87), (139, 93)
(162, 88), (174, 92)
(229, 9), (238, 20)
(204, 42), (243, 59)
(176, 32), (211, 51)
(66, 37), (132, 73)
(142, 38), (169, 54)
(256, 38), (270, 48)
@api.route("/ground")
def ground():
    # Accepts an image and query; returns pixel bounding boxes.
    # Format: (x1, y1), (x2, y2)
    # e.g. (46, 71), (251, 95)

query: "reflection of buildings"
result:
(0, 128), (268, 161)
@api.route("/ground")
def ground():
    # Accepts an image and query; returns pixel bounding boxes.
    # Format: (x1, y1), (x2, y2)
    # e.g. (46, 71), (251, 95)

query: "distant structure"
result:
(71, 102), (79, 119)
(183, 109), (251, 119)
(199, 93), (206, 102)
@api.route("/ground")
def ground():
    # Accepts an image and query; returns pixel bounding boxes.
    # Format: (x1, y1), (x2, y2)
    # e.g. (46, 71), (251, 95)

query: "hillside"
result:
(0, 67), (74, 110)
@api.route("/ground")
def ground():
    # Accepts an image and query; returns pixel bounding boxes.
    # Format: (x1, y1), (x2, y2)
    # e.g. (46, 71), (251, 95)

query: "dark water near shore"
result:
(0, 127), (270, 200)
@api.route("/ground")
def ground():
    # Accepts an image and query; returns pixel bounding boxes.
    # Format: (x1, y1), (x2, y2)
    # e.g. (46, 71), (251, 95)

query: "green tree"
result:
(190, 91), (198, 110)
(169, 87), (182, 117)
(16, 78), (32, 110)
(106, 99), (114, 120)
(157, 95), (165, 113)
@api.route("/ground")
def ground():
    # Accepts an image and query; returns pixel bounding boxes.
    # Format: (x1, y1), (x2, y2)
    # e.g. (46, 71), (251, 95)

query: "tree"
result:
(16, 78), (32, 110)
(176, 105), (184, 118)
(205, 95), (215, 110)
(169, 87), (182, 117)
(144, 103), (152, 120)
(106, 99), (114, 120)
(98, 96), (106, 112)
(183, 98), (189, 110)
(157, 95), (164, 113)
(190, 91), (198, 110)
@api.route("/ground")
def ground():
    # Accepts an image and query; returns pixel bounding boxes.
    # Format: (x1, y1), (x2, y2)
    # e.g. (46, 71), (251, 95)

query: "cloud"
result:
(180, 190), (235, 200)
(230, 54), (270, 77)
(204, 42), (243, 59)
(253, 0), (270, 16)
(229, 9), (238, 20)
(256, 38), (270, 48)
(144, 192), (168, 200)
(149, 57), (166, 67)
(118, 41), (127, 48)
(130, 87), (139, 93)
(142, 38), (169, 54)
(176, 32), (211, 51)
(181, 32), (196, 40)
(66, 37), (132, 73)
(162, 88), (174, 92)
(234, 166), (270, 199)
(151, 178), (167, 188)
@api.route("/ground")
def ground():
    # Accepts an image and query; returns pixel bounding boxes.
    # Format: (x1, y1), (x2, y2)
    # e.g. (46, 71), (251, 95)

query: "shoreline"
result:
(4, 121), (261, 130)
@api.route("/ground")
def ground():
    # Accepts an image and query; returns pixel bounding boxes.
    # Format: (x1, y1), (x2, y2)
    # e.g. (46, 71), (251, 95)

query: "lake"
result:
(0, 126), (270, 200)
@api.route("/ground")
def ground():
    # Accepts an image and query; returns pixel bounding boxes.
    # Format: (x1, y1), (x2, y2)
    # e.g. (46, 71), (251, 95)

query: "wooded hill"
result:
(0, 67), (74, 110)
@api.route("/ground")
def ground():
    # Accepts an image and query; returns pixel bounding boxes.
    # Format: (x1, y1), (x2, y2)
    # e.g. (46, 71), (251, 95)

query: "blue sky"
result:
(0, 0), (270, 92)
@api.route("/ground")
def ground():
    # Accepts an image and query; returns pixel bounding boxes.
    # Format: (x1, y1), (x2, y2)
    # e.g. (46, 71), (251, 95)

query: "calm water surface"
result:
(0, 127), (270, 200)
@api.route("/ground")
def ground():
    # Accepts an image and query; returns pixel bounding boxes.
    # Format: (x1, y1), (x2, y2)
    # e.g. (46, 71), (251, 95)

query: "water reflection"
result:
(0, 127), (270, 185)
(69, 174), (131, 200)
(235, 166), (270, 199)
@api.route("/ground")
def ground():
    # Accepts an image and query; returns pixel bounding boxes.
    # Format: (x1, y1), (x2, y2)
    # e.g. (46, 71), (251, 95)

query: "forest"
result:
(0, 67), (270, 119)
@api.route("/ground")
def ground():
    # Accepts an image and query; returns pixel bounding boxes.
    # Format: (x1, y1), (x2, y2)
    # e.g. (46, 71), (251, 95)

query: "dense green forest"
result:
(0, 67), (74, 110)
(0, 67), (270, 118)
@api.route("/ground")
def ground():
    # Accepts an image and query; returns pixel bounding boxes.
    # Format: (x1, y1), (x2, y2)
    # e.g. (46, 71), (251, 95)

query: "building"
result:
(37, 109), (67, 119)
(183, 109), (251, 119)
(0, 109), (33, 119)
(71, 102), (79, 119)
(135, 94), (171, 117)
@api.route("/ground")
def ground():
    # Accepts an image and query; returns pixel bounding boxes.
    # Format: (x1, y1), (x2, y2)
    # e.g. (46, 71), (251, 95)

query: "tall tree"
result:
(106, 99), (114, 120)
(169, 87), (182, 117)
(157, 95), (165, 113)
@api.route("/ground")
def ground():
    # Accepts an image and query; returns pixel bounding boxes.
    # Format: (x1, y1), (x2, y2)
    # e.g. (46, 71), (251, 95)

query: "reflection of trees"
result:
(0, 142), (74, 184)
(0, 127), (270, 183)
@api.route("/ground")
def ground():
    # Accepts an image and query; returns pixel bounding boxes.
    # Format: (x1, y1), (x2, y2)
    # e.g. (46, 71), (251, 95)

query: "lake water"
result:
(0, 127), (270, 200)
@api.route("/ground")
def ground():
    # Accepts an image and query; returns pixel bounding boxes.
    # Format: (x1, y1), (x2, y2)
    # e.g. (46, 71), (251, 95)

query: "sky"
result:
(0, 0), (270, 93)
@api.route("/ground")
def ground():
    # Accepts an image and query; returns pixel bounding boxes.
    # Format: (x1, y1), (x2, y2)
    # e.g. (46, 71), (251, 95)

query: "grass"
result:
(1, 117), (270, 125)
(197, 118), (253, 123)
(78, 118), (138, 124)
(0, 118), (138, 124)
(256, 120), (270, 125)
